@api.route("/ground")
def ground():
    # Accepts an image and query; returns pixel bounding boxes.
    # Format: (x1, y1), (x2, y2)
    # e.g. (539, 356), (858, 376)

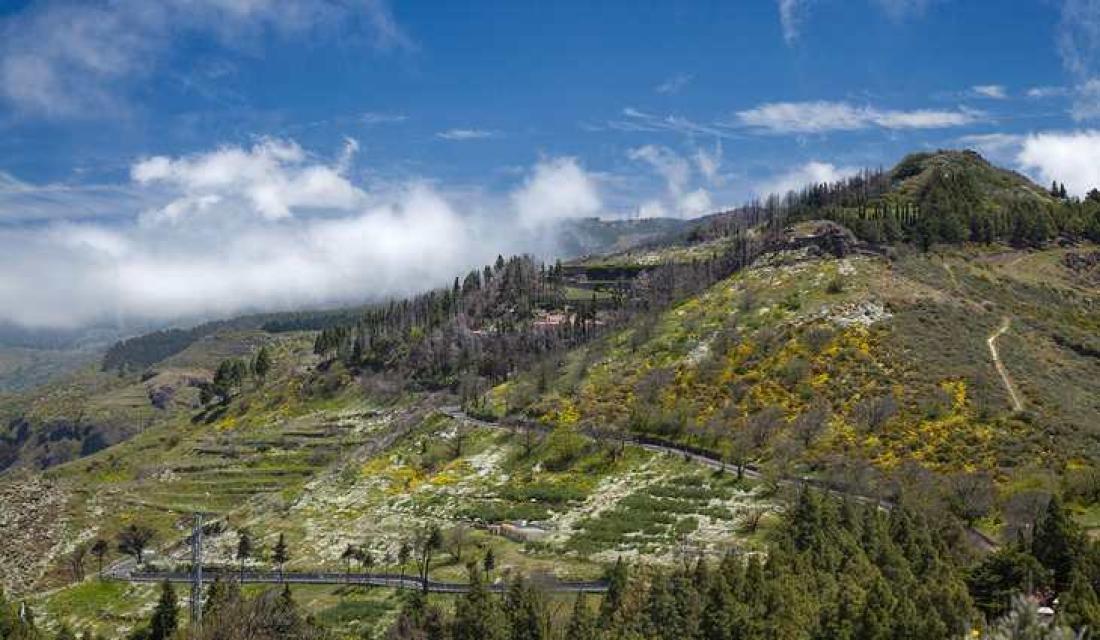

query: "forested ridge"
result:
(309, 230), (774, 396)
(780, 150), (1100, 249)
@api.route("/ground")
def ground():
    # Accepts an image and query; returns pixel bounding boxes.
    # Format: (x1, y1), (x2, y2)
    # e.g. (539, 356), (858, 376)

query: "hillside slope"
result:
(491, 222), (1100, 528)
(3, 150), (1100, 637)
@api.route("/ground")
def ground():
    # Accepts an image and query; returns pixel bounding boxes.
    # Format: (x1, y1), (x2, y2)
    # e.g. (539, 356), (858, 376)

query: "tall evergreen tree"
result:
(452, 562), (506, 640)
(273, 533), (289, 580)
(565, 593), (597, 640)
(236, 529), (252, 582)
(1059, 570), (1100, 632)
(252, 346), (272, 383)
(1033, 496), (1080, 591)
(148, 581), (178, 640)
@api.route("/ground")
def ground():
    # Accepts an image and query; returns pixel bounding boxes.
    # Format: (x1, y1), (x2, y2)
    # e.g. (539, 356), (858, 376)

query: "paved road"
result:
(440, 407), (999, 553)
(114, 569), (608, 594)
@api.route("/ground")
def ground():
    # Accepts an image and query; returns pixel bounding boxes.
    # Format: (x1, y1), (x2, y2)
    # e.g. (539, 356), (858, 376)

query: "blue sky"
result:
(1, 0), (1099, 328)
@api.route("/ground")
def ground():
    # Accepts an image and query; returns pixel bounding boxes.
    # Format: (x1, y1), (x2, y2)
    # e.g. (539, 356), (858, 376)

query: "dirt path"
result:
(987, 317), (1023, 413)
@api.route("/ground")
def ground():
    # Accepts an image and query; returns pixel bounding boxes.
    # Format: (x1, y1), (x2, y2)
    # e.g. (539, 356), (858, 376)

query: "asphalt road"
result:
(116, 569), (608, 593)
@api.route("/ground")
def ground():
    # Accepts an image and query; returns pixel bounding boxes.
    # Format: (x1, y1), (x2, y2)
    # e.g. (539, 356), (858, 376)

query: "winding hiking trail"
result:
(987, 317), (1024, 413)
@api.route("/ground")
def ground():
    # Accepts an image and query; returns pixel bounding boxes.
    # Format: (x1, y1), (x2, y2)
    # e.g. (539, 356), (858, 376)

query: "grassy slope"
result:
(9, 330), (773, 638)
(494, 235), (1099, 520)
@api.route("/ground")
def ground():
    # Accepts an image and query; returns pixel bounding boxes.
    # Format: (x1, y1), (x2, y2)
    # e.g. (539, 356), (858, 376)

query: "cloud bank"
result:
(0, 140), (603, 329)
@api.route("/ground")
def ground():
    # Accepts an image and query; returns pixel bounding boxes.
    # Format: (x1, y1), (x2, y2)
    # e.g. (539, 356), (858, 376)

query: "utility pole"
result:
(190, 512), (204, 634)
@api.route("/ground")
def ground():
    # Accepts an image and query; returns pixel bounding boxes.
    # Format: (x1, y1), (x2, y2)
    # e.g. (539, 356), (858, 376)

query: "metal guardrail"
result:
(113, 569), (608, 593)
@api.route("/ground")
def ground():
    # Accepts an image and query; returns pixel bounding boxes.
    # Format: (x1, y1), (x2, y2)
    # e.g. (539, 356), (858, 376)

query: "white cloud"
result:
(0, 142), (605, 329)
(512, 157), (601, 229)
(132, 138), (363, 222)
(1016, 130), (1100, 197)
(971, 85), (1008, 100)
(694, 141), (723, 184)
(734, 101), (980, 134)
(957, 132), (1025, 155)
(1057, 0), (1100, 120)
(1072, 78), (1100, 120)
(629, 145), (692, 196)
(628, 144), (719, 217)
(872, 0), (938, 20)
(756, 161), (859, 198)
(656, 73), (693, 95)
(635, 200), (669, 219)
(778, 0), (812, 45)
(610, 107), (736, 139)
(780, 0), (939, 44)
(0, 0), (413, 117)
(0, 171), (152, 224)
(436, 128), (496, 141)
(362, 111), (409, 125)
(1026, 86), (1070, 98)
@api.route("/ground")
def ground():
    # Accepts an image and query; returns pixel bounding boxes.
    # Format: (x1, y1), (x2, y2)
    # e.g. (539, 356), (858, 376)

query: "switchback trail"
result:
(987, 317), (1024, 412)
(441, 407), (999, 553)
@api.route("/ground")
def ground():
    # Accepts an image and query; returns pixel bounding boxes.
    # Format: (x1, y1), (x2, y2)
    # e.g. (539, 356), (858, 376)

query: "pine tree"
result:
(252, 345), (272, 384)
(236, 529), (252, 582)
(273, 533), (289, 580)
(90, 539), (109, 578)
(599, 557), (629, 627)
(398, 540), (411, 581)
(203, 575), (240, 619)
(149, 580), (178, 640)
(504, 576), (549, 640)
(452, 562), (506, 640)
(483, 547), (496, 582)
(418, 525), (443, 593)
(341, 544), (357, 582)
(1033, 496), (1080, 591)
(1059, 570), (1100, 632)
(565, 593), (597, 640)
(857, 575), (896, 640)
(645, 573), (682, 640)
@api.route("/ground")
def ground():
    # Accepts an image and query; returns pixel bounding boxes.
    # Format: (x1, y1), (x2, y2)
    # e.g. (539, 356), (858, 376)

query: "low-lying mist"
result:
(0, 139), (603, 331)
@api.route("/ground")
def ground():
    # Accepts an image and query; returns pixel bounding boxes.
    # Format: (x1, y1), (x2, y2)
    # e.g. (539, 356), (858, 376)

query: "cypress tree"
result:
(148, 580), (178, 640)
(566, 593), (597, 640)
(452, 562), (505, 640)
(504, 576), (549, 640)
(1033, 496), (1080, 591)
(599, 558), (629, 627)
(273, 533), (289, 580)
(1059, 570), (1100, 632)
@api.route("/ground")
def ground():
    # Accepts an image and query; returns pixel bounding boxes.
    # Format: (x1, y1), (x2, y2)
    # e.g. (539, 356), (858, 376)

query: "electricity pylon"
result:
(189, 512), (205, 633)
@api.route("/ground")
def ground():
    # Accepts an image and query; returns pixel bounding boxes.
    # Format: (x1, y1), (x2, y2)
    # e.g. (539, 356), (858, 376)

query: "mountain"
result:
(2, 150), (1100, 638)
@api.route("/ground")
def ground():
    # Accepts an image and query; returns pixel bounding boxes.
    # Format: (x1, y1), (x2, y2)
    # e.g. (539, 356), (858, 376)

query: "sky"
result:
(1, 0), (1099, 329)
